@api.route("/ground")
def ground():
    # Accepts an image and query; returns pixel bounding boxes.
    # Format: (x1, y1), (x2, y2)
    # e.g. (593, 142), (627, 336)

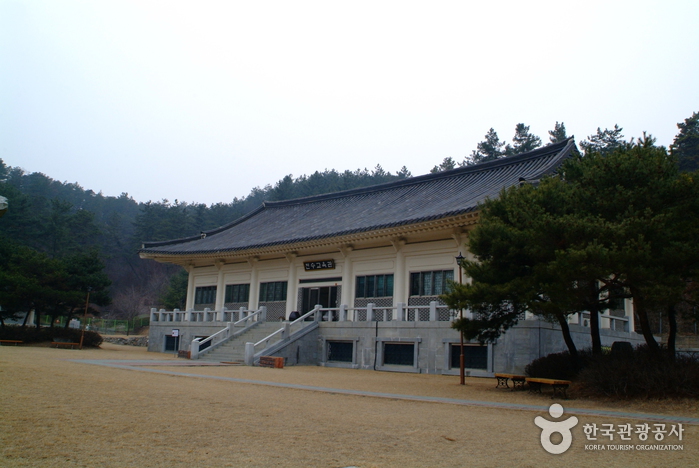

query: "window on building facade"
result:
(355, 274), (394, 298)
(225, 284), (250, 303)
(194, 286), (217, 304)
(383, 343), (415, 366)
(259, 281), (288, 302)
(410, 270), (454, 296)
(450, 344), (488, 370)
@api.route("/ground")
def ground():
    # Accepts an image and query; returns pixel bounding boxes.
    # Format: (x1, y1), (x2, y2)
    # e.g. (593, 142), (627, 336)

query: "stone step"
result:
(197, 322), (286, 362)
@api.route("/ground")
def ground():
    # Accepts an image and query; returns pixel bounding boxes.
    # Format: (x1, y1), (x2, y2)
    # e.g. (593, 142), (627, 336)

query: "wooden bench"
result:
(258, 356), (284, 368)
(494, 373), (527, 390)
(526, 377), (572, 399)
(51, 341), (81, 349)
(0, 339), (23, 346)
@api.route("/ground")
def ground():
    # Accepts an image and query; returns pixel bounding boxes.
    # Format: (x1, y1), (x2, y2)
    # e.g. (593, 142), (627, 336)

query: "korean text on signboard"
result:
(304, 260), (335, 271)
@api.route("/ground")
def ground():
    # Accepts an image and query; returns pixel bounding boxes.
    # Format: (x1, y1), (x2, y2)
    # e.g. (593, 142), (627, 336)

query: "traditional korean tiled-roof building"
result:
(141, 139), (642, 374)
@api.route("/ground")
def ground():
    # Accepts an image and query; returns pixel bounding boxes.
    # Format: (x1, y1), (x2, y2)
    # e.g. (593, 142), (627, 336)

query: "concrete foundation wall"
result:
(148, 323), (228, 353)
(149, 319), (646, 375)
(492, 320), (647, 374)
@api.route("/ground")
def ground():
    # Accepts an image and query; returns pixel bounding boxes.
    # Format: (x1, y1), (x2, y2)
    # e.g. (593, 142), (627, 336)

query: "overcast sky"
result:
(1, 1), (698, 205)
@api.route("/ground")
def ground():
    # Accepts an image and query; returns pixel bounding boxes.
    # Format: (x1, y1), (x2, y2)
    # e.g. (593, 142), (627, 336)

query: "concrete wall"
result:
(148, 323), (227, 353)
(491, 320), (647, 374)
(149, 318), (647, 375)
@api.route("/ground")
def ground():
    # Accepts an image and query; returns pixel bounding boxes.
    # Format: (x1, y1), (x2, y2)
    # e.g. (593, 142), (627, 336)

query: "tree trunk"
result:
(630, 288), (660, 354)
(556, 314), (580, 370)
(667, 303), (677, 361)
(589, 307), (602, 354)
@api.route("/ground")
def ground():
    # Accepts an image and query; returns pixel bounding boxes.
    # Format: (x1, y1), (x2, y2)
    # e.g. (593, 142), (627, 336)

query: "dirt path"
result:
(1, 344), (697, 467)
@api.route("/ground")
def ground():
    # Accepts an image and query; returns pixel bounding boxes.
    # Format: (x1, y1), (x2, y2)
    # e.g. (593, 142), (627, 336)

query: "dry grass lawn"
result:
(1, 343), (698, 467)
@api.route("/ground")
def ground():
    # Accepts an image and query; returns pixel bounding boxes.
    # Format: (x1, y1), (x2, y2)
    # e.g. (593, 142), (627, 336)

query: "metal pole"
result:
(79, 288), (91, 350)
(456, 252), (465, 385)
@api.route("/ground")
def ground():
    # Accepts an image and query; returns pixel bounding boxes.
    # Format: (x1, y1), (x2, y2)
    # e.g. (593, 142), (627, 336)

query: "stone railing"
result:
(244, 305), (322, 365)
(190, 307), (267, 359)
(150, 306), (258, 323)
(318, 302), (455, 322)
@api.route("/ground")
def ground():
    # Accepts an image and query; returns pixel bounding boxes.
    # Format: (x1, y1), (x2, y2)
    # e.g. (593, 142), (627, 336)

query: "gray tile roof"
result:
(140, 139), (577, 256)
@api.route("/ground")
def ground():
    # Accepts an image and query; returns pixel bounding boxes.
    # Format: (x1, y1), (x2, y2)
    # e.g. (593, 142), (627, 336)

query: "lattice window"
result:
(260, 301), (286, 321)
(194, 286), (217, 307)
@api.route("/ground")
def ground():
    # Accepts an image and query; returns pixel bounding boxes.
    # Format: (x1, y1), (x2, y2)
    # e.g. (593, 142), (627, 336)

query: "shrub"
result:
(526, 345), (699, 399)
(576, 347), (699, 399)
(0, 325), (103, 347)
(525, 350), (593, 380)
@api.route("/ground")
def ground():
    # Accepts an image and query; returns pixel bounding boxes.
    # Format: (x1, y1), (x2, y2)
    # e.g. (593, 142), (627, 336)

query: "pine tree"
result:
(580, 125), (626, 156)
(507, 123), (542, 155)
(466, 128), (505, 165)
(670, 111), (699, 172)
(430, 157), (456, 173)
(548, 121), (568, 143)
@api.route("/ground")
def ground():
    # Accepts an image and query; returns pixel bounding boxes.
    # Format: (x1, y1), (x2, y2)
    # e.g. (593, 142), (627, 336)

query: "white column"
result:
(185, 265), (195, 311)
(248, 257), (260, 310)
(394, 247), (406, 306)
(340, 246), (354, 307)
(214, 260), (225, 312)
(285, 253), (298, 318)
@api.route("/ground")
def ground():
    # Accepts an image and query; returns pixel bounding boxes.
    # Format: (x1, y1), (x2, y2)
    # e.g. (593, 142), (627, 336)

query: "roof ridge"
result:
(263, 138), (575, 207)
(140, 138), (576, 251)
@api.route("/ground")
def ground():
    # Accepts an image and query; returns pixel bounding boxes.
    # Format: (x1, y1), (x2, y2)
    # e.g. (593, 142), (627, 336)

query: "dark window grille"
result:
(259, 281), (288, 302)
(194, 286), (217, 305)
(327, 341), (353, 362)
(450, 344), (488, 369)
(355, 274), (394, 298)
(383, 343), (414, 366)
(225, 284), (250, 303)
(410, 270), (454, 296)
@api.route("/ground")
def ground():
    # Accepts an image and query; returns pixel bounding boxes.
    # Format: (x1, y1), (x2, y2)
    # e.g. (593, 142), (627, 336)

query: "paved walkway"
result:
(74, 358), (699, 425)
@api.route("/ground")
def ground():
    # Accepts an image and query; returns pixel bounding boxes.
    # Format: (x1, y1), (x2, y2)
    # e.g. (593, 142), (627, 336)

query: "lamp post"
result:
(79, 287), (92, 350)
(455, 252), (465, 385)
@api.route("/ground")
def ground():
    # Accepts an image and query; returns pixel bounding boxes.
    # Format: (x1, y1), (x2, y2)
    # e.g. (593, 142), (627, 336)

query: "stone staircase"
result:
(197, 322), (284, 363)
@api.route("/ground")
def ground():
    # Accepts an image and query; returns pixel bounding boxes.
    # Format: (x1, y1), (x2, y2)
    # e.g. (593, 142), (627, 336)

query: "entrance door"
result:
(301, 286), (338, 313)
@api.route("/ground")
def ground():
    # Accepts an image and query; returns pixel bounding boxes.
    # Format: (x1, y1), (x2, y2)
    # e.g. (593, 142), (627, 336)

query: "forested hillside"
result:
(2, 113), (696, 322)
(0, 161), (413, 320)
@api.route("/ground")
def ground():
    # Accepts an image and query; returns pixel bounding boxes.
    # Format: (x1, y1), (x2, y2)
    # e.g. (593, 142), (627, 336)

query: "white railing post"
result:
(339, 304), (347, 322)
(159, 309), (166, 321)
(396, 303), (405, 321)
(245, 342), (255, 366)
(218, 308), (225, 322)
(429, 301), (437, 322)
(190, 339), (200, 360)
(367, 303), (374, 322)
(282, 322), (290, 340)
(186, 309), (192, 322)
(151, 308), (158, 322)
(260, 306), (267, 322)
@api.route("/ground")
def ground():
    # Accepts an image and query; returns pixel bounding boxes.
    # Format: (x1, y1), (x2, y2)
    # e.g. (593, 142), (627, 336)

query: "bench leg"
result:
(511, 379), (525, 391)
(552, 385), (569, 399)
(495, 376), (510, 389)
(528, 381), (542, 394)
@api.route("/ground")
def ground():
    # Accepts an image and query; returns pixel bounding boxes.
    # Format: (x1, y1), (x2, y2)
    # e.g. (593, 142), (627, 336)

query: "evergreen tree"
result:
(670, 111), (699, 172)
(548, 121), (568, 143)
(443, 138), (699, 360)
(430, 157), (457, 173)
(466, 128), (505, 165)
(580, 125), (626, 156)
(506, 123), (542, 155)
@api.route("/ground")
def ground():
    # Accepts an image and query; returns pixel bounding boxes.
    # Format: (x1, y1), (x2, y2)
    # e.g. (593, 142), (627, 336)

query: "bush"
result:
(0, 325), (103, 347)
(525, 350), (593, 380)
(525, 346), (699, 399)
(577, 347), (699, 399)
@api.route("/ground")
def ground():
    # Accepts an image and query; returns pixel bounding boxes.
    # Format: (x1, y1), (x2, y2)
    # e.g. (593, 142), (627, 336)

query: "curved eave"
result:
(139, 211), (480, 263)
